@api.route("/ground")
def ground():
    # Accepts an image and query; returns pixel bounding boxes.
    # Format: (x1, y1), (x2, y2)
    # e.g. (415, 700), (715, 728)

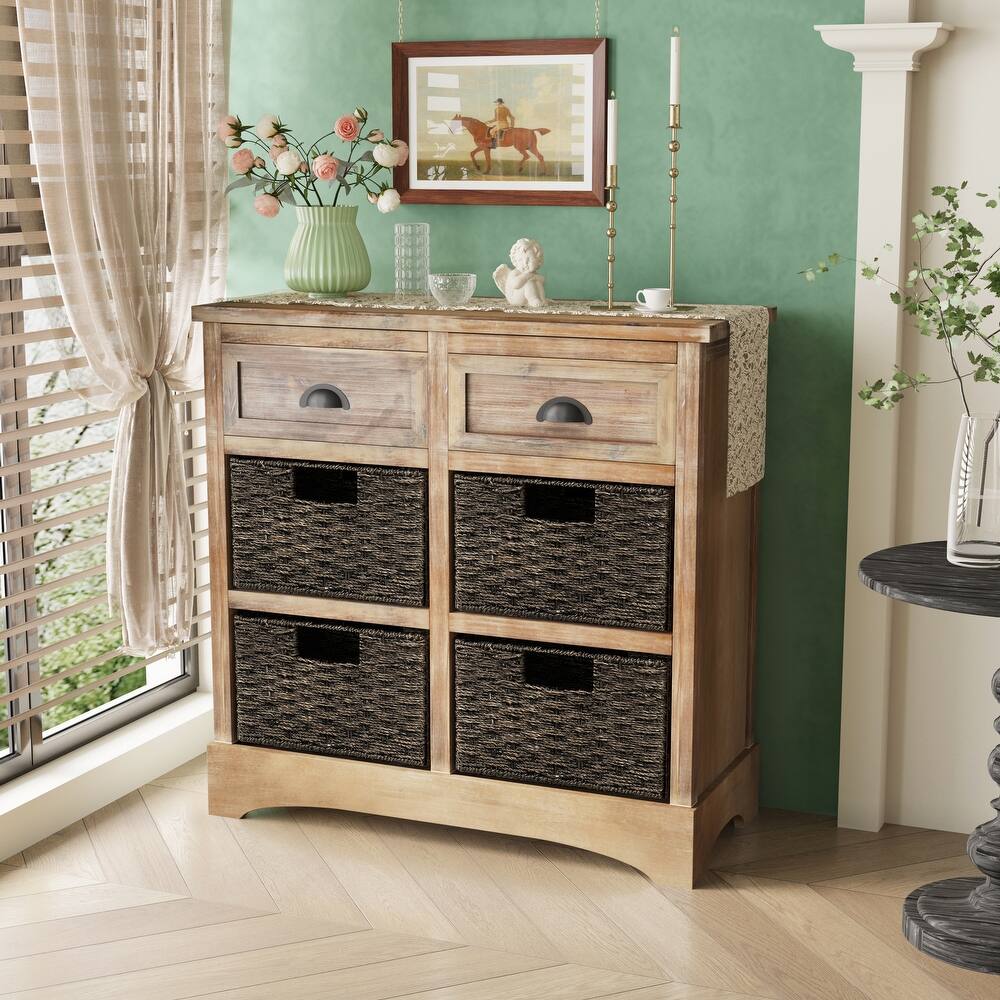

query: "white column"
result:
(815, 8), (951, 831)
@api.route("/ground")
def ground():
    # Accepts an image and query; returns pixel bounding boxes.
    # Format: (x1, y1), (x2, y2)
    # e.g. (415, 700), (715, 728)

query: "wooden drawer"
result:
(222, 343), (428, 447)
(448, 355), (676, 464)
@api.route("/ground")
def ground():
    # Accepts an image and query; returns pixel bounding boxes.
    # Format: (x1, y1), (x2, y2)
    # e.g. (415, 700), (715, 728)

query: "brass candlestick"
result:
(591, 164), (618, 310)
(664, 103), (695, 312)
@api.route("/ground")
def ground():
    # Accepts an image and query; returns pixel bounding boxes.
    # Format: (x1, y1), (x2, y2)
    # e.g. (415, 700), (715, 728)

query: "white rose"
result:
(373, 139), (409, 168)
(376, 188), (401, 213)
(275, 149), (302, 175)
(388, 139), (408, 166)
(256, 114), (280, 139)
(372, 143), (396, 168)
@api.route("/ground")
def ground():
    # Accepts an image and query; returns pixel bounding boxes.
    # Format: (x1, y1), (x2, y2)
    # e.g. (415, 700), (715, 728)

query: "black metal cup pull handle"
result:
(299, 383), (351, 410)
(535, 396), (593, 425)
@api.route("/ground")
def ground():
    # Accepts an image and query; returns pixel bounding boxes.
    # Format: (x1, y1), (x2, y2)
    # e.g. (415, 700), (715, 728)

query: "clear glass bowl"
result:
(429, 272), (476, 308)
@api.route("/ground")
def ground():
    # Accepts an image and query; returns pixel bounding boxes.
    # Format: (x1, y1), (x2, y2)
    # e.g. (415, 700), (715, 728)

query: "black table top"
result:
(859, 541), (1000, 618)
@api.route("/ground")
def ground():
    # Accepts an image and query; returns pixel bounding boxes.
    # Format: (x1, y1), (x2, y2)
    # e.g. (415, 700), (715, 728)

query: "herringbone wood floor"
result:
(0, 754), (989, 999)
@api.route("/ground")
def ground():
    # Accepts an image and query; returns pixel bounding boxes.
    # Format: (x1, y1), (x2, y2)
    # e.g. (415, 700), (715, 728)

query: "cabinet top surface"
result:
(193, 292), (775, 343)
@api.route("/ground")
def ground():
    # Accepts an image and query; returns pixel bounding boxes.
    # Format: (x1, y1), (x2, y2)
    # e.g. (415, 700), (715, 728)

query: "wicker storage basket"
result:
(453, 634), (670, 800)
(452, 472), (673, 631)
(232, 611), (428, 768)
(228, 456), (427, 607)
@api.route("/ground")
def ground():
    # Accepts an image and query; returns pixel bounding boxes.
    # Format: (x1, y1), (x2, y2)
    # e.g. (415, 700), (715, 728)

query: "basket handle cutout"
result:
(300, 383), (350, 409)
(292, 467), (358, 505)
(296, 625), (361, 665)
(523, 650), (594, 692)
(523, 482), (595, 523)
(536, 396), (592, 425)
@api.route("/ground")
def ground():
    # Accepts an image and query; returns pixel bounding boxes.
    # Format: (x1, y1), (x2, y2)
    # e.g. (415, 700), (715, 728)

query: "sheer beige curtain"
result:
(16, 0), (228, 654)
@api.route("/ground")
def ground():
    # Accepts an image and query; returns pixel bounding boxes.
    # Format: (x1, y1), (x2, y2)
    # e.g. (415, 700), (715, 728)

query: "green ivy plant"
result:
(801, 182), (1000, 414)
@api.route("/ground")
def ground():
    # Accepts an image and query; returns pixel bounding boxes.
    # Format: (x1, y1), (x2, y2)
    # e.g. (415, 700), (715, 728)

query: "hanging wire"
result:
(399, 0), (600, 42)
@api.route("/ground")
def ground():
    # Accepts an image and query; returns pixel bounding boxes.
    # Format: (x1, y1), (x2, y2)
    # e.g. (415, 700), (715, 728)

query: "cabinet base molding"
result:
(207, 740), (758, 889)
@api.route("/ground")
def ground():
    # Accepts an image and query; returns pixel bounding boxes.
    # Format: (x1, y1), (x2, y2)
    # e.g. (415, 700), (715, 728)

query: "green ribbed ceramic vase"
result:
(284, 205), (371, 296)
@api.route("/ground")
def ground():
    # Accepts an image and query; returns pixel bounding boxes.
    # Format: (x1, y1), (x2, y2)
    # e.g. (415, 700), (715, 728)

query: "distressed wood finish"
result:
(427, 328), (452, 773)
(222, 343), (428, 448)
(196, 297), (763, 888)
(208, 742), (759, 888)
(448, 450), (675, 486)
(447, 332), (678, 364)
(860, 543), (1000, 975)
(449, 354), (676, 465)
(202, 322), (234, 744)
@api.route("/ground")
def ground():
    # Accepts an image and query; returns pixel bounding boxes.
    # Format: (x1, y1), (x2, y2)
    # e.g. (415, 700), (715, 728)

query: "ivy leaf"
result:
(889, 291), (902, 304)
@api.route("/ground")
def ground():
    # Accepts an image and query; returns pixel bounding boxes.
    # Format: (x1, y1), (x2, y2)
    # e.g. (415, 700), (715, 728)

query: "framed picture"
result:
(391, 38), (607, 207)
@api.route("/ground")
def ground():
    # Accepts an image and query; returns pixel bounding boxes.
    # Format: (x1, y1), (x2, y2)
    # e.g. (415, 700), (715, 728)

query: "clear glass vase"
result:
(947, 413), (1000, 567)
(394, 222), (430, 298)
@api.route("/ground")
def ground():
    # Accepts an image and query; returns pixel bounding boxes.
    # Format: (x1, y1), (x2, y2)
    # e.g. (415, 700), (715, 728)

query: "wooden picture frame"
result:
(391, 38), (607, 207)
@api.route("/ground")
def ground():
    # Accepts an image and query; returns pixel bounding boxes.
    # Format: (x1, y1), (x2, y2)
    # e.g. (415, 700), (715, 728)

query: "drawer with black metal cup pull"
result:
(221, 342), (428, 447)
(448, 354), (676, 464)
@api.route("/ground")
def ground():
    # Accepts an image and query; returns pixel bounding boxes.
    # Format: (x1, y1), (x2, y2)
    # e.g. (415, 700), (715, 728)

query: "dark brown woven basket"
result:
(232, 611), (428, 768)
(228, 456), (427, 607)
(452, 472), (673, 631)
(453, 635), (670, 800)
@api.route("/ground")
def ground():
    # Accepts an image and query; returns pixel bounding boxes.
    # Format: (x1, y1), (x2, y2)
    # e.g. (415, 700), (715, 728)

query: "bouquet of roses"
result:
(217, 107), (407, 217)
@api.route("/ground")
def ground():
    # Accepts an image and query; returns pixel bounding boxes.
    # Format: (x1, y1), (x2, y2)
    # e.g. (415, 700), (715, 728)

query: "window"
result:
(0, 2), (210, 781)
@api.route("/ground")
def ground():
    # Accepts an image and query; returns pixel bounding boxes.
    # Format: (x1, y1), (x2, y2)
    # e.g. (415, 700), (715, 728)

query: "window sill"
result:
(0, 691), (213, 861)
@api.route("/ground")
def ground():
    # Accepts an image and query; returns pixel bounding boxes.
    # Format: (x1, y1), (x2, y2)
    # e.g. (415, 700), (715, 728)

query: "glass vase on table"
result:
(948, 413), (1000, 567)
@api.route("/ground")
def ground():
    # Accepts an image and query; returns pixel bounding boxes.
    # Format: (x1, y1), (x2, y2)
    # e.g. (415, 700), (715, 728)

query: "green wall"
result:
(229, 0), (862, 815)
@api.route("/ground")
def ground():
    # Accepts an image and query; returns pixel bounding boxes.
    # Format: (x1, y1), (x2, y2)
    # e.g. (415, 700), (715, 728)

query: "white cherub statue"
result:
(493, 237), (546, 308)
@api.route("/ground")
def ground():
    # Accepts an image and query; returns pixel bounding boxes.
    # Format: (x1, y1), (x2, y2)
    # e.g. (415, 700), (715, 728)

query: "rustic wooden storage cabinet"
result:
(194, 296), (761, 888)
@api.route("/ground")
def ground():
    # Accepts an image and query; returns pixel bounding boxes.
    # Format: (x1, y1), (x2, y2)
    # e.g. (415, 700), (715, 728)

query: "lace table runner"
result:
(222, 293), (770, 497)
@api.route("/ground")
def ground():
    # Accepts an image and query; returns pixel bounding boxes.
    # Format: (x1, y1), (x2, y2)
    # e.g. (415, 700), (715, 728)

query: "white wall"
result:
(885, 0), (1000, 832)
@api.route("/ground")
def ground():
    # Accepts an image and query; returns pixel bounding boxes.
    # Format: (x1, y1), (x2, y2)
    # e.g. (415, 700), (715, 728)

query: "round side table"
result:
(859, 540), (1000, 976)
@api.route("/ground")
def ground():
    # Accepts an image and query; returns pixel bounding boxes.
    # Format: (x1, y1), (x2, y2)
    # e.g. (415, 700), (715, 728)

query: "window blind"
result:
(0, 0), (211, 778)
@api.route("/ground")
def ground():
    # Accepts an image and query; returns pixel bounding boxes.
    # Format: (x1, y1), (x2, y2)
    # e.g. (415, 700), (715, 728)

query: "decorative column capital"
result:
(814, 22), (952, 72)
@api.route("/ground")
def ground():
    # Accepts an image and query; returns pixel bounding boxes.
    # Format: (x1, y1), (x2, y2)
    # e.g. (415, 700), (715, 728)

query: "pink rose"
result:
(216, 114), (242, 148)
(366, 128), (385, 142)
(312, 153), (340, 182)
(334, 114), (360, 142)
(253, 194), (281, 218)
(231, 148), (254, 174)
(269, 135), (288, 161)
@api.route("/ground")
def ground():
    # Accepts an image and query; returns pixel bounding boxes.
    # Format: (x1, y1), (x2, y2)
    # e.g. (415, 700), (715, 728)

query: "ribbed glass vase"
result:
(284, 205), (371, 296)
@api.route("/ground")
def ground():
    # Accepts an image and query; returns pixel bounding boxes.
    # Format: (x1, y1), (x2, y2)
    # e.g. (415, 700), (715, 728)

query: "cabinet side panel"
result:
(669, 342), (704, 805)
(692, 341), (757, 798)
(427, 327), (452, 772)
(204, 322), (235, 742)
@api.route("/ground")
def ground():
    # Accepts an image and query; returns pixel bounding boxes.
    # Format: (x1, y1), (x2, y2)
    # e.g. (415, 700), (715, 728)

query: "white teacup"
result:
(636, 287), (672, 311)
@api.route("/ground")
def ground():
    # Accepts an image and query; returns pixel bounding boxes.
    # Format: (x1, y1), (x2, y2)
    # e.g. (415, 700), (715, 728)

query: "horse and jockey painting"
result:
(391, 39), (607, 206)
(451, 103), (552, 176)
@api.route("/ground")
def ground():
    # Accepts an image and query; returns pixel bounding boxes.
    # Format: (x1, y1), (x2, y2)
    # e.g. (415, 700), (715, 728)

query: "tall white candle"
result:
(606, 91), (618, 167)
(669, 28), (681, 106)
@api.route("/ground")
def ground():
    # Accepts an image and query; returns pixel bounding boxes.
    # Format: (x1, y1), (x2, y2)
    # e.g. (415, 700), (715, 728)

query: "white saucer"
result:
(633, 303), (698, 314)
